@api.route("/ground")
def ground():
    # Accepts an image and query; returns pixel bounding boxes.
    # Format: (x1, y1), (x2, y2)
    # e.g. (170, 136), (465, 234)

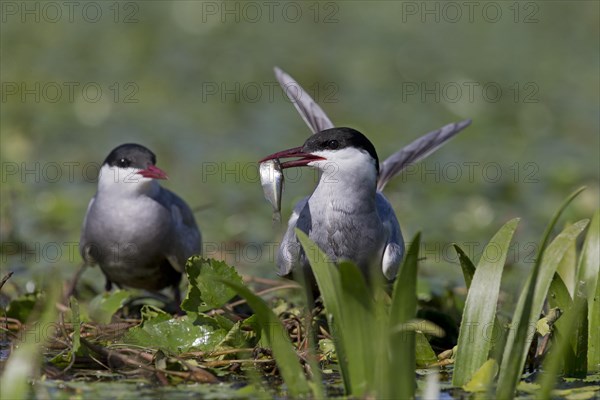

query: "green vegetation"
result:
(1, 2), (598, 397)
(1, 192), (598, 398)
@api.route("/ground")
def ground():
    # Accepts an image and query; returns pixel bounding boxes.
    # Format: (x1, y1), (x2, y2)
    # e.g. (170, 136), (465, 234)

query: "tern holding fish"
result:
(259, 67), (471, 285)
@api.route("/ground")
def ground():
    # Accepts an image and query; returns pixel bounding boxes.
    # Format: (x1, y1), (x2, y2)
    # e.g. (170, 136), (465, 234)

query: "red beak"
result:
(137, 165), (168, 180)
(259, 146), (326, 168)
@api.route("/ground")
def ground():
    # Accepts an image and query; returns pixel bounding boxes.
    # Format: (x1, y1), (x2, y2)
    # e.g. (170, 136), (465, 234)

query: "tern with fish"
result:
(259, 67), (471, 286)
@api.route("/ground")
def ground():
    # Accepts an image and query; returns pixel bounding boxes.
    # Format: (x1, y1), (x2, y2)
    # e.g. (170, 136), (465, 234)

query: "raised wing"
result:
(377, 119), (472, 191)
(274, 67), (334, 134)
(274, 67), (471, 192)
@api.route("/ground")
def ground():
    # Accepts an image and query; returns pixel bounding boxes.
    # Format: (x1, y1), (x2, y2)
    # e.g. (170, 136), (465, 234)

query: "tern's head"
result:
(259, 127), (379, 177)
(98, 143), (168, 194)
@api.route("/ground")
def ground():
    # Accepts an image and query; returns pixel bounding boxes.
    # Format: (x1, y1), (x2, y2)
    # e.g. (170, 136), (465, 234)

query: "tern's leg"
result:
(172, 285), (181, 307)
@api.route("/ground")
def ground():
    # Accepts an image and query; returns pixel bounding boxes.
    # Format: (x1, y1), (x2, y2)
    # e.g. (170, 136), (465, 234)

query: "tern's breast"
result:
(84, 194), (171, 266)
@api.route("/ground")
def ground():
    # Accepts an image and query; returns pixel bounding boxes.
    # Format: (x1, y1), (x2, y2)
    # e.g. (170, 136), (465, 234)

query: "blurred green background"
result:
(1, 1), (598, 297)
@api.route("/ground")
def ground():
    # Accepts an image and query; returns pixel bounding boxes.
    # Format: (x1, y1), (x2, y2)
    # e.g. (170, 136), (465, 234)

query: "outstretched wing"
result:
(377, 119), (472, 191)
(274, 66), (334, 134)
(275, 68), (471, 191)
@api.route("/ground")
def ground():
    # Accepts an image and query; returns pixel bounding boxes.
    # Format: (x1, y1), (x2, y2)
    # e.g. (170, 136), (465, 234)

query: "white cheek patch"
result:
(311, 148), (376, 173)
(97, 165), (157, 196)
(336, 147), (374, 164)
(98, 165), (143, 184)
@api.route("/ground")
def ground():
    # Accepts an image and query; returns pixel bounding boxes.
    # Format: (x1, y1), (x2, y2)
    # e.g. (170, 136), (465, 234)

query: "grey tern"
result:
(259, 67), (471, 285)
(79, 143), (201, 303)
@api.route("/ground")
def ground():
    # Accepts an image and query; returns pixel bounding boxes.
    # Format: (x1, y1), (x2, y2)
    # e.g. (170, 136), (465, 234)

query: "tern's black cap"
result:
(103, 143), (157, 169)
(302, 127), (379, 172)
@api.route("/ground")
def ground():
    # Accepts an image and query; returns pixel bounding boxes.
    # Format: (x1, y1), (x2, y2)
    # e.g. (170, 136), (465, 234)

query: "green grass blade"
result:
(497, 219), (589, 399)
(557, 229), (577, 296)
(217, 279), (312, 397)
(415, 331), (438, 368)
(338, 261), (376, 395)
(296, 230), (351, 393)
(455, 243), (508, 365)
(70, 296), (81, 356)
(548, 272), (573, 310)
(565, 287), (589, 378)
(452, 218), (519, 387)
(455, 243), (508, 363)
(538, 187), (586, 256)
(577, 209), (599, 371)
(387, 233), (421, 400)
(390, 232), (421, 330)
(548, 272), (588, 376)
(537, 282), (588, 399)
(590, 267), (600, 372)
(454, 244), (476, 290)
(497, 187), (586, 399)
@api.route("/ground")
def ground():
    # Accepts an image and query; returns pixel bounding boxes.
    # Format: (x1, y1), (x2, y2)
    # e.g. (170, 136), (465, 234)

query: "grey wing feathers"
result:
(376, 193), (405, 280)
(377, 119), (472, 191)
(79, 196), (96, 264)
(277, 196), (309, 276)
(155, 188), (202, 272)
(274, 67), (334, 134)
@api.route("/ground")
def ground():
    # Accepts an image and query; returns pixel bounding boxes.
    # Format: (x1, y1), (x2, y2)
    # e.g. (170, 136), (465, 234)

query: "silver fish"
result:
(259, 159), (283, 223)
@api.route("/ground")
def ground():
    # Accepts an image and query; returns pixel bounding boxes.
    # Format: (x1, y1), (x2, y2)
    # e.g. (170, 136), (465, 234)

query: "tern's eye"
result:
(117, 158), (131, 168)
(325, 140), (339, 150)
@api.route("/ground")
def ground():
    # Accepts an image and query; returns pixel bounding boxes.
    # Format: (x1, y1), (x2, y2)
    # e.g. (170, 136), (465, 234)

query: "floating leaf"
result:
(124, 311), (226, 355)
(554, 385), (600, 400)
